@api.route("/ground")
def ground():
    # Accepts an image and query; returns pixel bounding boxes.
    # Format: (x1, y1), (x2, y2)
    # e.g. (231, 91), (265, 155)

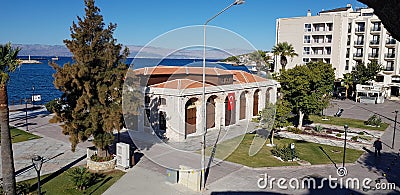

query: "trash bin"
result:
(166, 168), (178, 184)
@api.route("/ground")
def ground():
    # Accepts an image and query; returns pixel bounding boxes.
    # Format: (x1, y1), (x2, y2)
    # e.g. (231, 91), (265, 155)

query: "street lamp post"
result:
(32, 155), (44, 195)
(25, 98), (29, 131)
(393, 110), (398, 149)
(32, 86), (35, 107)
(201, 0), (244, 190)
(343, 125), (348, 168)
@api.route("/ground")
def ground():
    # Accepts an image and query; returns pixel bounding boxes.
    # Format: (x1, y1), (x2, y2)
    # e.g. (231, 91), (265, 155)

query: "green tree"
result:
(51, 0), (128, 156)
(278, 62), (335, 129)
(342, 73), (353, 98)
(351, 61), (382, 85)
(249, 50), (271, 74)
(0, 42), (20, 194)
(272, 42), (298, 71)
(274, 99), (292, 129)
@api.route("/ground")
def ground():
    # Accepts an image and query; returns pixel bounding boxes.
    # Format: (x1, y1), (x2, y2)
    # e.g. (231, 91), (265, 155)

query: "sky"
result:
(0, 0), (366, 50)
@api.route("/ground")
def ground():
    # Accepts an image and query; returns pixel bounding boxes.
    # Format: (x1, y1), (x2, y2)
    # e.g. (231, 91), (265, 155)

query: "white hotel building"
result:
(276, 4), (400, 100)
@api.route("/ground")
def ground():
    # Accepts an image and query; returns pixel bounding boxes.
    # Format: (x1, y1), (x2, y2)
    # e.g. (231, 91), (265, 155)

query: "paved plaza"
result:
(106, 99), (400, 194)
(1, 105), (90, 182)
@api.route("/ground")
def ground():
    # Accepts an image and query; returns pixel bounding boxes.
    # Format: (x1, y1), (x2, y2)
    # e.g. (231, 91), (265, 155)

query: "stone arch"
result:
(206, 95), (218, 129)
(239, 91), (247, 120)
(253, 89), (260, 116)
(185, 98), (198, 136)
(224, 94), (236, 126)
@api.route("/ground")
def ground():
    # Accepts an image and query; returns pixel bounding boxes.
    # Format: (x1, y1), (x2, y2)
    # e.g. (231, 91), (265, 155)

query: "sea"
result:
(9, 56), (250, 105)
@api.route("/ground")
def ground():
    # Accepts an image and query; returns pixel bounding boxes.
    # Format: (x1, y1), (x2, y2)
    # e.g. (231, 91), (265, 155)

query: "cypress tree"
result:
(51, 0), (128, 156)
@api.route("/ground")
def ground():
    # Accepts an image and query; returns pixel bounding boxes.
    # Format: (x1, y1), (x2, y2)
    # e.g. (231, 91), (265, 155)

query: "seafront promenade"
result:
(0, 105), (90, 182)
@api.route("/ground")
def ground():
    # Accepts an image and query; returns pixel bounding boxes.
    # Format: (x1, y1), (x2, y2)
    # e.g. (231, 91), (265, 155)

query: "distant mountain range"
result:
(15, 44), (253, 59)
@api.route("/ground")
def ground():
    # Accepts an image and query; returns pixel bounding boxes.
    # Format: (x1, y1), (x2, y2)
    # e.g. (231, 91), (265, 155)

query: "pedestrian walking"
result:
(373, 138), (383, 157)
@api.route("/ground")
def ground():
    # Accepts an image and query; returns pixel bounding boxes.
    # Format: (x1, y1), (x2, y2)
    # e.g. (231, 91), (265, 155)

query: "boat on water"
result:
(51, 56), (59, 61)
(20, 55), (41, 64)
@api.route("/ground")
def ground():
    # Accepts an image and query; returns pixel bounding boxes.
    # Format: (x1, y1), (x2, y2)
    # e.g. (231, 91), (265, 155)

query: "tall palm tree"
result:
(272, 42), (298, 71)
(342, 73), (353, 98)
(0, 43), (20, 194)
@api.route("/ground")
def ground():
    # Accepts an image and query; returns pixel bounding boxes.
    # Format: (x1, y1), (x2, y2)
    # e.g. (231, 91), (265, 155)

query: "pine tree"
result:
(51, 0), (128, 156)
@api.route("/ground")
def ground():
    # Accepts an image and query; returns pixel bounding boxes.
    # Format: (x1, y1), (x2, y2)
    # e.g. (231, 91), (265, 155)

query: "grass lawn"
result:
(21, 167), (125, 195)
(206, 134), (364, 168)
(1, 127), (41, 143)
(309, 115), (389, 131)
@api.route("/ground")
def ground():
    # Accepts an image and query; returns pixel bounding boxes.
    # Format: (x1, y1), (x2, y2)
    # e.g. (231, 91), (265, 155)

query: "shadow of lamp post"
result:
(32, 155), (44, 195)
(201, 0), (244, 190)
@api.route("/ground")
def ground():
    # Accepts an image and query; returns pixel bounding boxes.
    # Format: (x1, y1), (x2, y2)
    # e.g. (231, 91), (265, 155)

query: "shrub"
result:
(351, 136), (358, 141)
(287, 127), (302, 134)
(68, 167), (97, 191)
(313, 125), (323, 133)
(271, 144), (297, 161)
(45, 99), (61, 113)
(90, 154), (113, 162)
(365, 114), (382, 127)
(16, 182), (30, 195)
(358, 132), (365, 135)
(336, 133), (342, 137)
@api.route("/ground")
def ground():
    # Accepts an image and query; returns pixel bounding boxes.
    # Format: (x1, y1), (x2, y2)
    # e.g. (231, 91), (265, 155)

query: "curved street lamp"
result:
(201, 0), (245, 190)
(32, 155), (44, 194)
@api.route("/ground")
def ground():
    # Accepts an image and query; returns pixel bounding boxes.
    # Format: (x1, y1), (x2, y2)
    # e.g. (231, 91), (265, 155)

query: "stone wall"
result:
(87, 158), (116, 172)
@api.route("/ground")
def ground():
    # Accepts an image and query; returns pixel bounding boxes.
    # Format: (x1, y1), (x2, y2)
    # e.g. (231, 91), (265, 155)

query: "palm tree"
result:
(0, 42), (20, 194)
(342, 73), (353, 98)
(272, 42), (298, 71)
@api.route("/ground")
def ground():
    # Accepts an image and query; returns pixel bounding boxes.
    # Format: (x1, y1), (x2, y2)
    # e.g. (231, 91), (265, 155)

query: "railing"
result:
(385, 53), (395, 58)
(368, 53), (379, 58)
(384, 66), (394, 71)
(370, 27), (381, 31)
(354, 40), (364, 45)
(355, 28), (365, 32)
(353, 53), (363, 57)
(370, 40), (380, 45)
(386, 39), (396, 44)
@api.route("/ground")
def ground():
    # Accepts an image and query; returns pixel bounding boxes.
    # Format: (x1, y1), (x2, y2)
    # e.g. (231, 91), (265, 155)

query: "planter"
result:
(87, 158), (116, 172)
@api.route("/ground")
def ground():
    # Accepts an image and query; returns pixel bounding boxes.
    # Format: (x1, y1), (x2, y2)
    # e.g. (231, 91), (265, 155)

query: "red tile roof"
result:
(149, 79), (213, 89)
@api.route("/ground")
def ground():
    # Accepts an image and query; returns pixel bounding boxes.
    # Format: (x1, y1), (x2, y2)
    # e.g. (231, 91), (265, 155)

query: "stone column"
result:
(215, 95), (224, 128)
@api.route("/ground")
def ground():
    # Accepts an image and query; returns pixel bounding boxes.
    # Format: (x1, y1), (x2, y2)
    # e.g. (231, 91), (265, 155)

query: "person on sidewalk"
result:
(373, 138), (383, 157)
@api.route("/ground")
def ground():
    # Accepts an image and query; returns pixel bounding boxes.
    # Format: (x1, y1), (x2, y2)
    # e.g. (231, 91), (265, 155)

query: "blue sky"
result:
(0, 0), (365, 50)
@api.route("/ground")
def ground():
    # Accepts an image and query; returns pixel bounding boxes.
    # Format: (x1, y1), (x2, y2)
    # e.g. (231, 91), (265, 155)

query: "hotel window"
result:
(314, 23), (325, 31)
(326, 35), (332, 43)
(386, 61), (394, 71)
(356, 22), (365, 32)
(304, 23), (311, 32)
(356, 35), (364, 45)
(304, 35), (311, 43)
(159, 98), (166, 105)
(345, 60), (349, 70)
(303, 47), (310, 55)
(347, 35), (351, 45)
(371, 22), (381, 31)
(325, 58), (331, 64)
(325, 47), (331, 55)
(326, 23), (333, 31)
(302, 58), (310, 63)
(371, 48), (379, 57)
(371, 35), (380, 44)
(346, 48), (350, 58)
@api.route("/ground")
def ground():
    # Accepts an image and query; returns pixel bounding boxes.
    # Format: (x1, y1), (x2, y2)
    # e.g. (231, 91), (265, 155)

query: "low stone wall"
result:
(87, 158), (116, 172)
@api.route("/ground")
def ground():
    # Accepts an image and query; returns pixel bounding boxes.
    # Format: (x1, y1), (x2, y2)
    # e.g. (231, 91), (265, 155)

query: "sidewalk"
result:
(0, 105), (90, 182)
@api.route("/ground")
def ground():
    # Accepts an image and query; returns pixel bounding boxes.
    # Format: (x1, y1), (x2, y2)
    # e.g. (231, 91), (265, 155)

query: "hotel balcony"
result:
(354, 40), (364, 46)
(368, 53), (379, 59)
(353, 53), (363, 58)
(355, 28), (365, 33)
(385, 53), (395, 59)
(384, 66), (394, 71)
(370, 40), (380, 46)
(370, 27), (381, 34)
(386, 39), (396, 47)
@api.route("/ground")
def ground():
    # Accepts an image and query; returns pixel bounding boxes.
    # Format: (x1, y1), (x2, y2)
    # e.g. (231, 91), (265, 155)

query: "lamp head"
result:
(344, 124), (349, 130)
(32, 155), (43, 171)
(233, 0), (245, 5)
